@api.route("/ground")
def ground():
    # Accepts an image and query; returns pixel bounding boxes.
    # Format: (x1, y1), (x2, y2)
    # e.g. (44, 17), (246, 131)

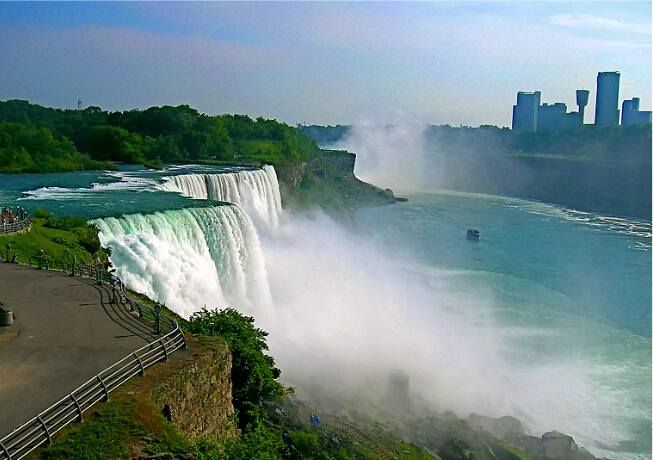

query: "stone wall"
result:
(151, 337), (237, 440)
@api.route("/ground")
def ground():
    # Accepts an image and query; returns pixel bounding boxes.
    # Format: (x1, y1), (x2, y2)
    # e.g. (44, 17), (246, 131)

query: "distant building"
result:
(595, 72), (620, 125)
(512, 91), (541, 131)
(537, 103), (583, 132)
(537, 103), (567, 131)
(576, 90), (589, 124)
(621, 98), (652, 125)
(511, 71), (649, 131)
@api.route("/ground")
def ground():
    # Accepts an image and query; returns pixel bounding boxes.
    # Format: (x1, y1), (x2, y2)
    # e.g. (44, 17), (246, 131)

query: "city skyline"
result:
(0, 2), (650, 128)
(512, 70), (651, 131)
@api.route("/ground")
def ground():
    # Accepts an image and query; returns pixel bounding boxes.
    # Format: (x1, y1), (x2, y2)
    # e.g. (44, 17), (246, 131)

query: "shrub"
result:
(188, 308), (286, 430)
(34, 208), (51, 219)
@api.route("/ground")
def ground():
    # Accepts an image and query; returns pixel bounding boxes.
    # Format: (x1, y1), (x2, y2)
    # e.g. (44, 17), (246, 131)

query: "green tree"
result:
(79, 125), (145, 164)
(188, 308), (286, 430)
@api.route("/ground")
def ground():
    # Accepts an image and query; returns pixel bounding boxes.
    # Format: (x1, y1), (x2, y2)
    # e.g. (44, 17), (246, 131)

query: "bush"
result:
(288, 431), (319, 456)
(188, 308), (286, 430)
(34, 208), (51, 219)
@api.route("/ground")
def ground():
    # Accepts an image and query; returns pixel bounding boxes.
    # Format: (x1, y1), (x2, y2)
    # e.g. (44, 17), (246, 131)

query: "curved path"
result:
(0, 263), (161, 438)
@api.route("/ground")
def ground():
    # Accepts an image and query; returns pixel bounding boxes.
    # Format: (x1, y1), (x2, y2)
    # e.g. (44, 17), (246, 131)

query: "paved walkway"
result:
(0, 262), (161, 438)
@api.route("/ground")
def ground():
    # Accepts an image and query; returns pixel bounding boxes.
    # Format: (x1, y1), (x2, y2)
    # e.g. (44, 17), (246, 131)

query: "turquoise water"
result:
(0, 168), (650, 458)
(0, 165), (248, 218)
(354, 191), (651, 458)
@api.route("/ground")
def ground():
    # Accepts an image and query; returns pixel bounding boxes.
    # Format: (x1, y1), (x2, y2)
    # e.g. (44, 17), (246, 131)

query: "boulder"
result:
(542, 431), (576, 459)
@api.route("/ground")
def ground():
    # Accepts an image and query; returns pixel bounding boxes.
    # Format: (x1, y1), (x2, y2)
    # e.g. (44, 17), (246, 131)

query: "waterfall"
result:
(92, 205), (273, 320)
(159, 165), (283, 231)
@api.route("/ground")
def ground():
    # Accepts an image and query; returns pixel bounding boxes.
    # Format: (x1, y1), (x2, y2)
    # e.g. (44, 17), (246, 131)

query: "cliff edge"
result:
(275, 149), (397, 216)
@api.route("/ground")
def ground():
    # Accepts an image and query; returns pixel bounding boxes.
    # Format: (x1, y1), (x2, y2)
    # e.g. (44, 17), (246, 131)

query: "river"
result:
(0, 164), (650, 459)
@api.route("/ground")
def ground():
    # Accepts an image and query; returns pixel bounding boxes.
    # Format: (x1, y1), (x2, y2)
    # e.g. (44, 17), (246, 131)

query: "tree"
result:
(79, 125), (145, 164)
(188, 308), (286, 430)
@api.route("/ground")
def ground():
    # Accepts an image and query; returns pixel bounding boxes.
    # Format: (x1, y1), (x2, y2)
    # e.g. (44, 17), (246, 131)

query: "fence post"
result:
(110, 277), (117, 304)
(160, 337), (168, 362)
(70, 394), (83, 423)
(97, 375), (109, 402)
(0, 439), (11, 460)
(36, 415), (51, 445)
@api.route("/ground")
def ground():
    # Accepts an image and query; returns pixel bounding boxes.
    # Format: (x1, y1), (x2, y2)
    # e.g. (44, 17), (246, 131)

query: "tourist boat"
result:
(467, 229), (480, 240)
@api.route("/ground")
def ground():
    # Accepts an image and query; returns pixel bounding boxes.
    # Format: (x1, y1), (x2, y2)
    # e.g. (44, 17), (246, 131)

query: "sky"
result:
(0, 1), (650, 128)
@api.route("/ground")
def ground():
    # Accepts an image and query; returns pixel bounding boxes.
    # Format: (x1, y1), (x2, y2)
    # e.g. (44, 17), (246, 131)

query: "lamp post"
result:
(154, 303), (162, 335)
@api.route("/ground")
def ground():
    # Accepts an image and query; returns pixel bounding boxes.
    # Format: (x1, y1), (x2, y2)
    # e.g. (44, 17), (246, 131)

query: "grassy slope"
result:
(0, 217), (105, 264)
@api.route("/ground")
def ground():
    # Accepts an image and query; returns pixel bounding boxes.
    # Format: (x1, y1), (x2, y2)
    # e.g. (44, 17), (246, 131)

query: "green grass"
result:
(1, 214), (104, 264)
(39, 401), (145, 460)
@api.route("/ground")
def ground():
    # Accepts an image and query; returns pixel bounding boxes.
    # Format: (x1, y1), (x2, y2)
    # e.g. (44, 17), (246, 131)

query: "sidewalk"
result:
(0, 263), (160, 438)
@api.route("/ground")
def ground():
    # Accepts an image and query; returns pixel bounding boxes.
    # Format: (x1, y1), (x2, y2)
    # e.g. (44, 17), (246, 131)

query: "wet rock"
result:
(542, 431), (576, 459)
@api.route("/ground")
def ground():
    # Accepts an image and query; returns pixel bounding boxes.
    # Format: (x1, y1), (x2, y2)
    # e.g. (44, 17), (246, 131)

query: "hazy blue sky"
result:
(1, 2), (650, 127)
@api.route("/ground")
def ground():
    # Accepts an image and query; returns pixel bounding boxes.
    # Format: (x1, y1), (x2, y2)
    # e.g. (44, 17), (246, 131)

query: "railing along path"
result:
(0, 252), (186, 460)
(298, 402), (398, 460)
(0, 216), (31, 237)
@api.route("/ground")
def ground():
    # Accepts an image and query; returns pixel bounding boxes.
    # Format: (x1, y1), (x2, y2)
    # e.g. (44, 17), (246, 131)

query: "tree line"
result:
(0, 100), (322, 173)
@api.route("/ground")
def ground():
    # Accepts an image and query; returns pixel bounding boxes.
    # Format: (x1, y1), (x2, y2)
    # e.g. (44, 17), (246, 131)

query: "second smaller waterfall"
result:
(160, 165), (282, 231)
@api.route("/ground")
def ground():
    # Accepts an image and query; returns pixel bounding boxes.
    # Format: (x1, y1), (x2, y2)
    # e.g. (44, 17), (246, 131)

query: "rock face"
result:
(541, 431), (578, 459)
(466, 413), (525, 440)
(274, 150), (396, 215)
(151, 337), (236, 440)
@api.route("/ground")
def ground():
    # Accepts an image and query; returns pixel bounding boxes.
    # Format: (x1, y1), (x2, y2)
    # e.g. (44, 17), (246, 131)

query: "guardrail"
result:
(0, 216), (31, 237)
(295, 401), (397, 460)
(0, 253), (186, 460)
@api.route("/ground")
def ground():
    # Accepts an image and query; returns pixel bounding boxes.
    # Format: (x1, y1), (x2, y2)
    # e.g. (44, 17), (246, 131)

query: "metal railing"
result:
(0, 254), (186, 460)
(296, 401), (397, 460)
(0, 216), (31, 237)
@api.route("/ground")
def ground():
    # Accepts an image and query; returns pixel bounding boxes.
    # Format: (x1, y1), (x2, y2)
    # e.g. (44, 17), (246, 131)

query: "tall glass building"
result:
(594, 72), (620, 125)
(512, 91), (541, 131)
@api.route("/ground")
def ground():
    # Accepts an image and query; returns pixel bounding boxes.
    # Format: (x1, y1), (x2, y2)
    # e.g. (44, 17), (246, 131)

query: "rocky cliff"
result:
(150, 336), (236, 440)
(275, 150), (397, 216)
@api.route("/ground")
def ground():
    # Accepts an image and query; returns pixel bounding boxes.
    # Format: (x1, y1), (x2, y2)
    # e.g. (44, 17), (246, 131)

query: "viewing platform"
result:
(0, 262), (167, 439)
(1, 206), (31, 237)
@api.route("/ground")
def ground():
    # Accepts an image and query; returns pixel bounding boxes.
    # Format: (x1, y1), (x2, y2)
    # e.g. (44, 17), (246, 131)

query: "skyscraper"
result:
(512, 91), (541, 131)
(594, 72), (620, 125)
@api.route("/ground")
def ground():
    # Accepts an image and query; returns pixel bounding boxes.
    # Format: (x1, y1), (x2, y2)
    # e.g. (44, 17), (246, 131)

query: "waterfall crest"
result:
(160, 165), (282, 231)
(92, 205), (273, 320)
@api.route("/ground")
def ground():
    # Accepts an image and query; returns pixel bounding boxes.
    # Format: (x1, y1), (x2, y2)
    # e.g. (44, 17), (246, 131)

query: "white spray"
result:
(93, 205), (273, 322)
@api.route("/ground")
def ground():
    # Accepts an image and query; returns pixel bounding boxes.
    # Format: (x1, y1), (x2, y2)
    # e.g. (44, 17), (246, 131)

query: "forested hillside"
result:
(0, 100), (322, 173)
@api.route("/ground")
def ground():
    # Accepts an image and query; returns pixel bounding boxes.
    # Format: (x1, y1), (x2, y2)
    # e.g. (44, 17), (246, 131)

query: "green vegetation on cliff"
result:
(187, 308), (287, 431)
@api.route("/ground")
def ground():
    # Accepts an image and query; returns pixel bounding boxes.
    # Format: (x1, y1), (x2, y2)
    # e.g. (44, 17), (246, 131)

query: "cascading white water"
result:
(159, 165), (283, 231)
(92, 205), (273, 321)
